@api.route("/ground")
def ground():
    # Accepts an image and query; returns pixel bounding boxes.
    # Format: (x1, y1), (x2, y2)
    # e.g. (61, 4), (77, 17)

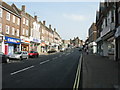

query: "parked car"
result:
(60, 48), (65, 52)
(28, 51), (39, 58)
(47, 49), (57, 53)
(0, 52), (9, 63)
(8, 51), (28, 60)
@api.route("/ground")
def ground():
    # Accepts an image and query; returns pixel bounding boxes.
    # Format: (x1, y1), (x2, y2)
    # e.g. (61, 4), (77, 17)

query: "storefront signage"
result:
(33, 38), (41, 43)
(4, 36), (21, 44)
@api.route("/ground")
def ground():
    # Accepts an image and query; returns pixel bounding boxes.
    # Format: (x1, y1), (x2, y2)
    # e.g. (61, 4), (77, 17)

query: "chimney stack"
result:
(54, 28), (56, 32)
(43, 21), (45, 25)
(34, 16), (37, 21)
(22, 5), (25, 12)
(49, 24), (51, 29)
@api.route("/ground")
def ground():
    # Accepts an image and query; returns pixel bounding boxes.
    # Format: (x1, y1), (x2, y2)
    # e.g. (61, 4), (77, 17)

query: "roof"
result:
(1, 2), (20, 17)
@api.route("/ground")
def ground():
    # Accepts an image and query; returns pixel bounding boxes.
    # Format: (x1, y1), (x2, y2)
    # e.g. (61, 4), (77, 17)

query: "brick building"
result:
(0, 2), (21, 55)
(88, 23), (97, 54)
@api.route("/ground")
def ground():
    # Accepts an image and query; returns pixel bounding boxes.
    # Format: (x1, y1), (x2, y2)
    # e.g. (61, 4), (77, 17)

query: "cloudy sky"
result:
(7, 2), (99, 41)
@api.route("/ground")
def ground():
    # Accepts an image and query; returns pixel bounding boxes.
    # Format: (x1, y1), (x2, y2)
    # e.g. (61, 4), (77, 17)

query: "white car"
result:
(8, 51), (28, 60)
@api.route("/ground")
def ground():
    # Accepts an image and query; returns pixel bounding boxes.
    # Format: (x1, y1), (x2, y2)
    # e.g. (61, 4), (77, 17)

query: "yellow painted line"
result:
(73, 54), (83, 90)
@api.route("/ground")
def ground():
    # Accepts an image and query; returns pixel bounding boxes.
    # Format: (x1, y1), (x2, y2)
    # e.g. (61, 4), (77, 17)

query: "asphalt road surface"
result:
(2, 48), (81, 89)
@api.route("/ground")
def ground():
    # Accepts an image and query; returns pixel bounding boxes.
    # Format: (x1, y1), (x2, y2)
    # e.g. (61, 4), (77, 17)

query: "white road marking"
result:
(40, 60), (50, 64)
(11, 65), (34, 75)
(73, 54), (82, 89)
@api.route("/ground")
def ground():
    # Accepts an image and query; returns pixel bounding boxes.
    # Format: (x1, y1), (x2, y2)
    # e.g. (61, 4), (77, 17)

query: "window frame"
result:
(0, 8), (2, 17)
(6, 25), (10, 34)
(12, 27), (15, 35)
(13, 15), (15, 23)
(6, 12), (10, 21)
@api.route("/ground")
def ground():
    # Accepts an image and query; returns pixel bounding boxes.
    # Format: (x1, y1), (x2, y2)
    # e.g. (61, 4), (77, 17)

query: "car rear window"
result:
(30, 51), (35, 53)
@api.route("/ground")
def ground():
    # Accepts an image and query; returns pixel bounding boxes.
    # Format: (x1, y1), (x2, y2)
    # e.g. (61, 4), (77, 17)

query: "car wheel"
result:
(26, 56), (29, 60)
(6, 58), (10, 63)
(37, 55), (38, 58)
(19, 56), (22, 60)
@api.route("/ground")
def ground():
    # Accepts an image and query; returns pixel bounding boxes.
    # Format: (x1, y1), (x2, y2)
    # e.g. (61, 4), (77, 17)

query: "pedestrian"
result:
(86, 49), (89, 55)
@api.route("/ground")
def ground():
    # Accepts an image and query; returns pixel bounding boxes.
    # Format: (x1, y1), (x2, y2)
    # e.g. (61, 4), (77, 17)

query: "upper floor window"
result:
(23, 28), (25, 35)
(12, 27), (15, 35)
(6, 12), (10, 21)
(0, 8), (2, 17)
(111, 10), (115, 23)
(0, 23), (2, 32)
(26, 29), (28, 36)
(6, 25), (10, 34)
(17, 29), (19, 36)
(13, 15), (15, 23)
(17, 18), (20, 25)
(23, 18), (25, 24)
(26, 20), (28, 26)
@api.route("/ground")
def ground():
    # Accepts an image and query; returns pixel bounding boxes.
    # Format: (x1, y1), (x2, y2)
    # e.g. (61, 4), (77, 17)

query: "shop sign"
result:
(0, 36), (3, 42)
(33, 38), (41, 43)
(4, 36), (21, 44)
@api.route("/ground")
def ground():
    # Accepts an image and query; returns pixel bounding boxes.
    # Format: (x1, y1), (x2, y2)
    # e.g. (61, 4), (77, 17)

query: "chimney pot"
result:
(54, 28), (56, 32)
(22, 5), (25, 12)
(34, 16), (37, 21)
(49, 24), (51, 29)
(43, 21), (45, 25)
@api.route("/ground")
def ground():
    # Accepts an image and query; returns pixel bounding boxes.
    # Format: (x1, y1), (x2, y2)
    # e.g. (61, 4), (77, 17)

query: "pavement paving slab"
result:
(80, 52), (119, 89)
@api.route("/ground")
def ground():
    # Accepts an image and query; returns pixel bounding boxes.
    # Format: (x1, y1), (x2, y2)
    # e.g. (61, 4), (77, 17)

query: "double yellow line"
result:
(73, 54), (83, 90)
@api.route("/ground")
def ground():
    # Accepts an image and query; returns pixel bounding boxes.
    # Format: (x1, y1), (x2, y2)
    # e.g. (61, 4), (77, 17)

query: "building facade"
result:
(0, 2), (21, 55)
(115, 1), (120, 61)
(88, 23), (97, 54)
(96, 1), (120, 60)
(0, 1), (62, 55)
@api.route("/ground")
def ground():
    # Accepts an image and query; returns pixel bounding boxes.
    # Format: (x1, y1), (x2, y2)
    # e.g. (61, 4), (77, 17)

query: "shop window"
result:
(6, 25), (10, 34)
(0, 8), (2, 17)
(6, 12), (10, 21)
(0, 23), (2, 32)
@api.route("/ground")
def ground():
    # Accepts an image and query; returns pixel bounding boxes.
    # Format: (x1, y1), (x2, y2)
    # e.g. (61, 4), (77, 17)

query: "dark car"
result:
(28, 51), (39, 58)
(0, 52), (9, 63)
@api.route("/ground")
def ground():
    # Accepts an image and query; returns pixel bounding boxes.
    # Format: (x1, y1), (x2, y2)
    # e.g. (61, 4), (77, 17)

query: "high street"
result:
(2, 48), (82, 88)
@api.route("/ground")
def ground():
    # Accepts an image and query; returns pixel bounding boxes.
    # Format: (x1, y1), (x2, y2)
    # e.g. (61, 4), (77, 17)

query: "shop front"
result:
(30, 38), (41, 54)
(21, 36), (30, 52)
(4, 36), (21, 55)
(40, 42), (46, 53)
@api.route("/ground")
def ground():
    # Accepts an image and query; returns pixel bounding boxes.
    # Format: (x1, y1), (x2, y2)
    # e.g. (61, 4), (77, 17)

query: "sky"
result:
(7, 2), (99, 41)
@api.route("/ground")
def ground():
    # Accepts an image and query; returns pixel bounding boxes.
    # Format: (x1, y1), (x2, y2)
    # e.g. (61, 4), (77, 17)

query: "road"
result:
(2, 48), (81, 88)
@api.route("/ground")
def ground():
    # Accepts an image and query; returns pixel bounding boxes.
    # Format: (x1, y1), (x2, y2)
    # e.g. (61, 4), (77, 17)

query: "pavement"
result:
(80, 52), (119, 89)
(2, 48), (81, 88)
